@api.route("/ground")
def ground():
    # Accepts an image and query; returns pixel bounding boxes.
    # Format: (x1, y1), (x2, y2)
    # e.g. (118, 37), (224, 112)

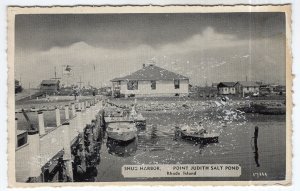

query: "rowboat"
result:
(178, 128), (219, 143)
(106, 121), (137, 142)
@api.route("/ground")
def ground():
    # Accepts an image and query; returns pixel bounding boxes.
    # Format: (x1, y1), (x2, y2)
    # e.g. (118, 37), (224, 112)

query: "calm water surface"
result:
(96, 110), (285, 181)
(15, 101), (286, 182)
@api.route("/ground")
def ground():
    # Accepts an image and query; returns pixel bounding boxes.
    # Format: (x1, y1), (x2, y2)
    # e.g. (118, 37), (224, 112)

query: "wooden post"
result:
(15, 118), (18, 149)
(38, 111), (46, 136)
(81, 102), (85, 111)
(71, 103), (76, 117)
(55, 108), (61, 127)
(77, 102), (81, 111)
(90, 104), (96, 121)
(27, 129), (41, 182)
(62, 122), (73, 181)
(254, 126), (260, 167)
(85, 106), (91, 125)
(101, 100), (104, 108)
(76, 110), (83, 133)
(254, 126), (259, 151)
(65, 105), (70, 120)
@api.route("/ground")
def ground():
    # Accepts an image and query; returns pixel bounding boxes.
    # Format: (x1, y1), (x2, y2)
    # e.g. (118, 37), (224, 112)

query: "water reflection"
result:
(106, 137), (137, 157)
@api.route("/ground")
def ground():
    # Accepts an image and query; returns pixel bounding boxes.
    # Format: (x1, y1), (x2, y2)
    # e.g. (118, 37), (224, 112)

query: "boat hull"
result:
(179, 130), (219, 143)
(107, 131), (136, 142)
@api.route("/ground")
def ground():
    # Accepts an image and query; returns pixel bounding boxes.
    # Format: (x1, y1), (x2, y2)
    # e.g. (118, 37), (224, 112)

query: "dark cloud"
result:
(14, 12), (286, 88)
(15, 12), (285, 51)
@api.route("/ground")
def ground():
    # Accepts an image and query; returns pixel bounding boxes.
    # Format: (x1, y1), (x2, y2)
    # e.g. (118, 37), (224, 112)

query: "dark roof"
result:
(41, 80), (60, 85)
(111, 65), (189, 82)
(236, 81), (260, 87)
(218, 82), (237, 87)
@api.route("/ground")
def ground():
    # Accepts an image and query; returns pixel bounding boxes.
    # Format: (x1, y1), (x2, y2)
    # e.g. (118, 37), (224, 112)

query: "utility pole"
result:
(29, 82), (31, 99)
(77, 76), (84, 89)
(51, 66), (61, 80)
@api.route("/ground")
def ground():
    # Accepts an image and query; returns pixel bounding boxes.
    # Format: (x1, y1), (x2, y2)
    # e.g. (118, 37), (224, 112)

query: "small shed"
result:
(40, 80), (60, 95)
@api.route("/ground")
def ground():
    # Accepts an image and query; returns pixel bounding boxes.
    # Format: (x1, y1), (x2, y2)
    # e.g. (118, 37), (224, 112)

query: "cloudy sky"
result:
(15, 13), (286, 88)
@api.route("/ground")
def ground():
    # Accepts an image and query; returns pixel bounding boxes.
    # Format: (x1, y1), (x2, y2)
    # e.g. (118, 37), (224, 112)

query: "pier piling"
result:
(71, 103), (76, 117)
(65, 105), (70, 120)
(15, 118), (18, 149)
(81, 102), (85, 111)
(27, 129), (41, 182)
(76, 109), (83, 133)
(62, 122), (73, 181)
(55, 108), (61, 127)
(38, 111), (46, 136)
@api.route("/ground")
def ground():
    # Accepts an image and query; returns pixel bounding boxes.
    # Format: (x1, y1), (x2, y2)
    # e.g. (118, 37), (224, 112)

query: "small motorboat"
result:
(178, 125), (219, 143)
(106, 121), (137, 142)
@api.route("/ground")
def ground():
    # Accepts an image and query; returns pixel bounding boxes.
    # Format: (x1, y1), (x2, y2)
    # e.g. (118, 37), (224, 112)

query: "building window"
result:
(127, 81), (138, 90)
(151, 81), (156, 90)
(174, 79), (180, 89)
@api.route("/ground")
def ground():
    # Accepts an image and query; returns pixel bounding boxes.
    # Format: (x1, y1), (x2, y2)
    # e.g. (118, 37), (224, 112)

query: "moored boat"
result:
(178, 125), (219, 143)
(106, 121), (137, 142)
(179, 129), (219, 143)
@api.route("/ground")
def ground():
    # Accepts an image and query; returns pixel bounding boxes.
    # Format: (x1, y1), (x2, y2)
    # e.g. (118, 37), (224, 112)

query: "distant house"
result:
(196, 86), (218, 98)
(217, 82), (237, 95)
(211, 83), (219, 88)
(15, 80), (22, 93)
(274, 85), (286, 95)
(111, 64), (189, 97)
(40, 80), (60, 95)
(235, 81), (260, 96)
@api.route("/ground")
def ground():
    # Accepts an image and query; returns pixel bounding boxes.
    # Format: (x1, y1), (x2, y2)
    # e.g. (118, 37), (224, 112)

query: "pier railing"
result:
(15, 98), (104, 182)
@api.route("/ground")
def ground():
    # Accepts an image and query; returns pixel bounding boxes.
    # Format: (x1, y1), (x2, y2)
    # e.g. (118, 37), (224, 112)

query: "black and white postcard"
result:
(7, 5), (292, 187)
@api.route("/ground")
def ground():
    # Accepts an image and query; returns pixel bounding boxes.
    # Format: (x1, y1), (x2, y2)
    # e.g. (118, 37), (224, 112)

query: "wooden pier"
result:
(15, 98), (105, 182)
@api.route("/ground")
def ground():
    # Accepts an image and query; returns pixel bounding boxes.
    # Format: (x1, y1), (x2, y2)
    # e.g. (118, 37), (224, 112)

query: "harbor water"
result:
(15, 99), (286, 182)
(96, 110), (285, 181)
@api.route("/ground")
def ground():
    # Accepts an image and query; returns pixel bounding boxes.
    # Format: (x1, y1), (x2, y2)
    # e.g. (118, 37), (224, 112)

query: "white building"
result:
(217, 82), (237, 95)
(111, 64), (189, 97)
(235, 81), (260, 96)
